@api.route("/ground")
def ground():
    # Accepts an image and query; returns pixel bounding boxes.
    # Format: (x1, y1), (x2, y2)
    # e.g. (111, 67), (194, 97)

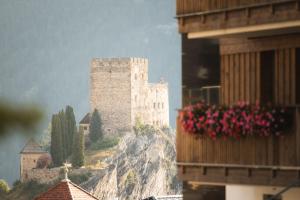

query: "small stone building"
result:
(20, 139), (49, 182)
(90, 57), (169, 132)
(79, 113), (91, 136)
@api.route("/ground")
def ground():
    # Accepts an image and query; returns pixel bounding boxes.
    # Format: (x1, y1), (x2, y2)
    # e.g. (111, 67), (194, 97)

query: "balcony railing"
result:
(176, 0), (292, 15)
(176, 106), (300, 186)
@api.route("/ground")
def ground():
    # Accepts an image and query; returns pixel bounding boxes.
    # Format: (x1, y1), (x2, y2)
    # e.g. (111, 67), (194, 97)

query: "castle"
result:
(89, 57), (169, 132)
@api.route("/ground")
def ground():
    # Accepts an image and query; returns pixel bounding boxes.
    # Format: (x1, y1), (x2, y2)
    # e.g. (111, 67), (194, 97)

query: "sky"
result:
(0, 0), (181, 185)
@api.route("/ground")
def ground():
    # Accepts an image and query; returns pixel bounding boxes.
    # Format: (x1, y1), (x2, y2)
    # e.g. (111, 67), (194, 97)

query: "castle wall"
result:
(90, 58), (132, 131)
(90, 57), (169, 131)
(131, 58), (149, 126)
(22, 168), (60, 183)
(147, 83), (169, 127)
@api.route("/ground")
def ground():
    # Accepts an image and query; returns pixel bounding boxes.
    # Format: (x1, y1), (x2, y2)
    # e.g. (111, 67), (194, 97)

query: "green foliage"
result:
(3, 180), (53, 200)
(65, 105), (76, 157)
(133, 124), (156, 135)
(50, 114), (64, 166)
(50, 105), (77, 166)
(68, 172), (92, 185)
(90, 136), (119, 151)
(0, 179), (9, 193)
(89, 109), (103, 141)
(71, 127), (85, 168)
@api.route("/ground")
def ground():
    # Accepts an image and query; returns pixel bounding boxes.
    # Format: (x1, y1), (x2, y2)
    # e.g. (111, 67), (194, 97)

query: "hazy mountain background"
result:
(0, 0), (181, 185)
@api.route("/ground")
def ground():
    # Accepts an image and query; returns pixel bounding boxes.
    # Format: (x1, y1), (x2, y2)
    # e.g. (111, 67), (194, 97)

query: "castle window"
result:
(135, 74), (138, 80)
(158, 103), (160, 109)
(153, 103), (156, 109)
(162, 103), (164, 109)
(84, 126), (87, 130)
(135, 95), (137, 102)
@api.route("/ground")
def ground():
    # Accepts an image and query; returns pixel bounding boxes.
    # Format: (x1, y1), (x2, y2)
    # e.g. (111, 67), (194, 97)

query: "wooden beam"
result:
(188, 20), (300, 39)
(177, 162), (300, 170)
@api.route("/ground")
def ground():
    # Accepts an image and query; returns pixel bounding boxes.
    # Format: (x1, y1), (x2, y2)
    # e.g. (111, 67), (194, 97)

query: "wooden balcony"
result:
(176, 0), (300, 38)
(176, 106), (300, 186)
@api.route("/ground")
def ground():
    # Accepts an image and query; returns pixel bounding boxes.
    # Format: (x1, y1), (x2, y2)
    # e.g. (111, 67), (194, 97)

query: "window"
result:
(84, 126), (87, 130)
(260, 51), (275, 104)
(153, 103), (156, 109)
(158, 103), (160, 109)
(162, 103), (164, 109)
(135, 95), (137, 102)
(135, 74), (138, 80)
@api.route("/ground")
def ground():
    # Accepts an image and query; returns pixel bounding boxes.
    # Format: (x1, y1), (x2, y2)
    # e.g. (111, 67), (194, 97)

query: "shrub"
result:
(68, 172), (92, 185)
(36, 154), (52, 169)
(90, 136), (119, 151)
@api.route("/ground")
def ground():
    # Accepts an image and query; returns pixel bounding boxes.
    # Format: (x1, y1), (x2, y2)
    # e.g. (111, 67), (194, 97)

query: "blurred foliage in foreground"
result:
(0, 101), (43, 137)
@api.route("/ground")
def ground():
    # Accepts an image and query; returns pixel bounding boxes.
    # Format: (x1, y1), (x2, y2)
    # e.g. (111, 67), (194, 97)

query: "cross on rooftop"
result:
(63, 162), (72, 181)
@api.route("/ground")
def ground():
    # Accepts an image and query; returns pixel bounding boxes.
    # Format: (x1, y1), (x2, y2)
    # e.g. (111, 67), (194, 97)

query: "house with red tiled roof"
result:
(34, 178), (99, 200)
(34, 163), (99, 200)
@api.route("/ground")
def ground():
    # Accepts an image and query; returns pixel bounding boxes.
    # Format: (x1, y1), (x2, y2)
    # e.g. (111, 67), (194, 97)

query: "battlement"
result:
(91, 57), (148, 68)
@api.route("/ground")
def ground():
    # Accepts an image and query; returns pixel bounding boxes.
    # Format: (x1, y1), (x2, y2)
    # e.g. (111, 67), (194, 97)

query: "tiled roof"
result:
(34, 179), (99, 200)
(20, 139), (47, 154)
(79, 113), (91, 124)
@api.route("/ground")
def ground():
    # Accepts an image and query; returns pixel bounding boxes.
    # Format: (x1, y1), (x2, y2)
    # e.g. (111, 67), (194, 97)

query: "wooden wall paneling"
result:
(285, 48), (291, 105)
(202, 137), (207, 163)
(274, 50), (279, 104)
(245, 52), (251, 103)
(256, 52), (260, 103)
(235, 54), (240, 103)
(290, 48), (296, 105)
(297, 108), (300, 166)
(250, 52), (256, 104)
(240, 53), (245, 101)
(230, 55), (235, 105)
(224, 55), (230, 105)
(278, 49), (284, 105)
(221, 56), (225, 104)
(206, 138), (215, 163)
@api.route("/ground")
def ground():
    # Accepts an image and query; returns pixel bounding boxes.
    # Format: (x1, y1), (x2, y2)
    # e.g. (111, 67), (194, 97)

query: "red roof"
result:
(34, 179), (99, 200)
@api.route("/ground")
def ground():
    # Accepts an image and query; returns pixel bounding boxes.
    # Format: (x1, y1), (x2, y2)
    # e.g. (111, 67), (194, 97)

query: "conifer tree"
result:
(71, 127), (85, 167)
(65, 105), (76, 156)
(50, 114), (63, 166)
(89, 109), (103, 142)
(58, 110), (67, 161)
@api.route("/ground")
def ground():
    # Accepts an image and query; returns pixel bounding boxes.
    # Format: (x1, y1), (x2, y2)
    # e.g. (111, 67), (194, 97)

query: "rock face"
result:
(82, 128), (181, 200)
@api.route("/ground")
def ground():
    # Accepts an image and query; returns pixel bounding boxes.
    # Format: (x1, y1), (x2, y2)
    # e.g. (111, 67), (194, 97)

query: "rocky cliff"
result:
(81, 127), (181, 200)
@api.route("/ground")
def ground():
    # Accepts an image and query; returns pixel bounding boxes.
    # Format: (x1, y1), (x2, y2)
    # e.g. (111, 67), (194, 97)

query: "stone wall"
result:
(146, 82), (169, 127)
(21, 168), (60, 183)
(90, 58), (132, 131)
(90, 57), (169, 132)
(20, 153), (49, 182)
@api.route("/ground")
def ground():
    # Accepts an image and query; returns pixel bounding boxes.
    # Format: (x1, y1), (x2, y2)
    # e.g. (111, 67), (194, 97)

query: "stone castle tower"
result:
(90, 58), (169, 132)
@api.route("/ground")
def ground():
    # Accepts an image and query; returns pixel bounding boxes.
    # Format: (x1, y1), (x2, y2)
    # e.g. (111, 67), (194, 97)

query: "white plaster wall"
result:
(226, 185), (300, 200)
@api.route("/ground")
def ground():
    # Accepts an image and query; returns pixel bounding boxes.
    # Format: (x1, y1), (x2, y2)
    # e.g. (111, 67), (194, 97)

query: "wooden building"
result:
(176, 0), (300, 199)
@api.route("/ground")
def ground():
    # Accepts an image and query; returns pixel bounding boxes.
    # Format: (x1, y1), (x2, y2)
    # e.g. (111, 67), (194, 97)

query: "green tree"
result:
(65, 105), (76, 156)
(71, 127), (85, 168)
(50, 114), (63, 166)
(89, 109), (103, 142)
(0, 179), (10, 193)
(58, 110), (67, 160)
